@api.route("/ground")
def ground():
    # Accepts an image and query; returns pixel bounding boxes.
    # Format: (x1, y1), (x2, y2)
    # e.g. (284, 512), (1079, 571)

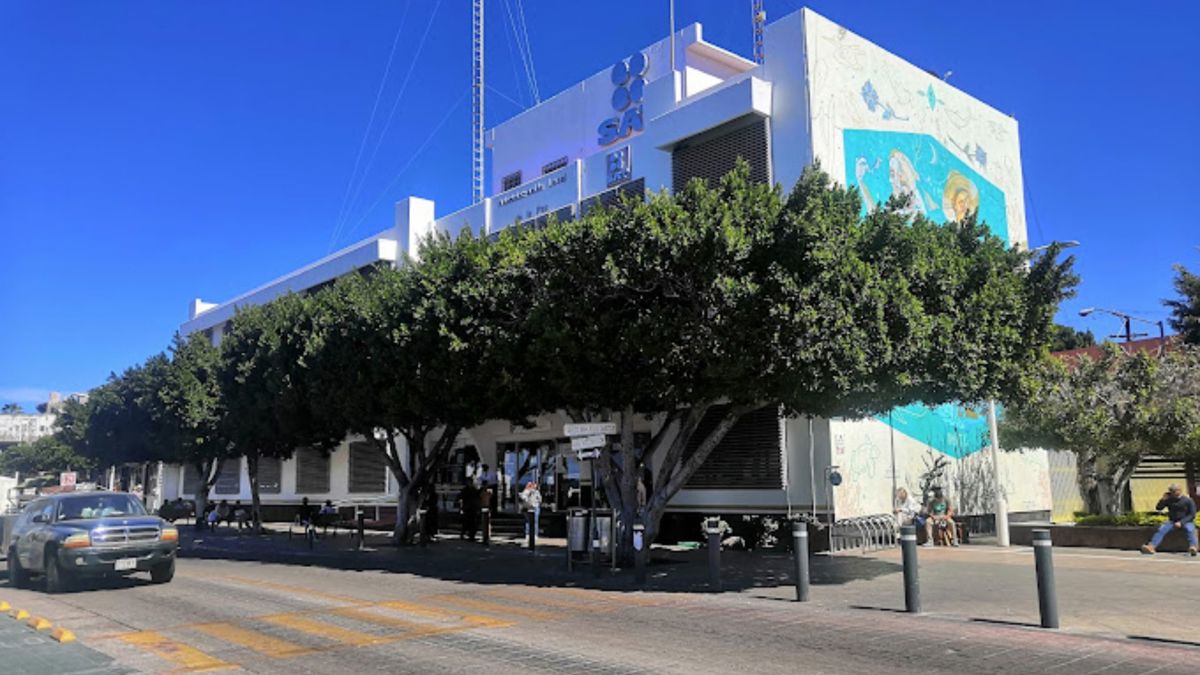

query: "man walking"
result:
(1141, 484), (1198, 556)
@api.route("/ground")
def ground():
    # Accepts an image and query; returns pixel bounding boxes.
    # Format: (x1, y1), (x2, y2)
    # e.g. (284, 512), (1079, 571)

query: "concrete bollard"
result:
(793, 520), (810, 602)
(1032, 529), (1059, 628)
(706, 516), (722, 592)
(900, 524), (921, 613)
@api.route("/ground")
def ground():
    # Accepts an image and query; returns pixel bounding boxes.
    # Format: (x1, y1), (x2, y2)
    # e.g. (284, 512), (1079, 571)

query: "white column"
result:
(987, 400), (1010, 547)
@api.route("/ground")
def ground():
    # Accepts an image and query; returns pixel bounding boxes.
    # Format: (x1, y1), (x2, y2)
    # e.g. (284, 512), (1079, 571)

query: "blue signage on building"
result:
(598, 52), (647, 146)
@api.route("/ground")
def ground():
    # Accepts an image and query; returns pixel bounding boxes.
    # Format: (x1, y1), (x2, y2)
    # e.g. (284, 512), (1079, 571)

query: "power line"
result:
(513, 0), (540, 102)
(335, 0), (446, 248)
(327, 1), (412, 253)
(340, 88), (471, 245)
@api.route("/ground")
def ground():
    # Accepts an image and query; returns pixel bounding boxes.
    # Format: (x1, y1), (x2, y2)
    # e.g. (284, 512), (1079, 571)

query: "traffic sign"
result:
(570, 434), (607, 451)
(564, 422), (617, 437)
(60, 472), (77, 488)
(576, 449), (601, 460)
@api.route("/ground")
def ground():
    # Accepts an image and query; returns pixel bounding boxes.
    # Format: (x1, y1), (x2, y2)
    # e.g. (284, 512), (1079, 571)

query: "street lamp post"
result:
(1078, 307), (1165, 350)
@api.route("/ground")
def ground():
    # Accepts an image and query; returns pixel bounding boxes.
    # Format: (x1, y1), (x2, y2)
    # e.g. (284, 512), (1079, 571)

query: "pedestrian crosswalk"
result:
(101, 583), (667, 672)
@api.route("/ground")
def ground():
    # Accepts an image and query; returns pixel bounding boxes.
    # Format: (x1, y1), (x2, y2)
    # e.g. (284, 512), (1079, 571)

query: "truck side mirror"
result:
(31, 513), (49, 523)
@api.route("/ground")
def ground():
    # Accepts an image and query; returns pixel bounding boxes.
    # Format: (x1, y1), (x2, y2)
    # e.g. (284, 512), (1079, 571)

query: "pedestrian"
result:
(520, 481), (542, 539)
(894, 487), (922, 528)
(215, 500), (232, 530)
(922, 487), (957, 547)
(233, 500), (248, 530)
(1141, 484), (1198, 556)
(458, 481), (480, 541)
(422, 490), (439, 543)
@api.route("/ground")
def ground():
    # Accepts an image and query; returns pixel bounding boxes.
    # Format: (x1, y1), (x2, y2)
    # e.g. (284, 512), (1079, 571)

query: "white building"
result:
(165, 8), (1053, 526)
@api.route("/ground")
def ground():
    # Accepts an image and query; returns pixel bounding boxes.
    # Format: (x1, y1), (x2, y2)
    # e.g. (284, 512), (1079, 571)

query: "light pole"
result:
(1078, 307), (1166, 352)
(987, 241), (1080, 547)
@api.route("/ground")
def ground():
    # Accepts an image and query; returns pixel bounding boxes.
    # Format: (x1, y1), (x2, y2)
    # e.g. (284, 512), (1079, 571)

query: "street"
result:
(3, 536), (1200, 674)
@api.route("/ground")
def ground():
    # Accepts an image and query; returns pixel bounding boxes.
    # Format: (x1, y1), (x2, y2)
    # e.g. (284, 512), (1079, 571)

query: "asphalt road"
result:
(2, 554), (1198, 675)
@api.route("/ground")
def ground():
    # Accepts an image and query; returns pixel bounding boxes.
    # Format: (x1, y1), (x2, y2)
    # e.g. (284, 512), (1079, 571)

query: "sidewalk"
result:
(179, 524), (1200, 647)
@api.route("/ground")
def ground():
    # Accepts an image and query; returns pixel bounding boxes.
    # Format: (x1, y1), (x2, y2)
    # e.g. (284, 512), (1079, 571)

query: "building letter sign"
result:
(598, 52), (647, 146)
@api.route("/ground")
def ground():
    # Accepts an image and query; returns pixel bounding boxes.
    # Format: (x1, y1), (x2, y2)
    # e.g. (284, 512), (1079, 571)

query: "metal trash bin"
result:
(567, 508), (589, 553)
(592, 508), (614, 555)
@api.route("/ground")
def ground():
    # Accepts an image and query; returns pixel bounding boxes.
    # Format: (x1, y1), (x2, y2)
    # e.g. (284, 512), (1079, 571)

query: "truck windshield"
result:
(56, 495), (147, 521)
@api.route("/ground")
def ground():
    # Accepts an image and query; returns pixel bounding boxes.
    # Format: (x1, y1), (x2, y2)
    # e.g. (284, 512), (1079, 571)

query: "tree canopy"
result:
(1165, 263), (1200, 345)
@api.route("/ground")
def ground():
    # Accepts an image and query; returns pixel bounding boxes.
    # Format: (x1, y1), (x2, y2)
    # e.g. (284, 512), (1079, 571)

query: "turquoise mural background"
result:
(844, 128), (1008, 458)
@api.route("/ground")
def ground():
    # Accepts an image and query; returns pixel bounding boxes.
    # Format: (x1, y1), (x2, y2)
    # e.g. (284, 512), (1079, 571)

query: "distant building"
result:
(0, 391), (86, 450)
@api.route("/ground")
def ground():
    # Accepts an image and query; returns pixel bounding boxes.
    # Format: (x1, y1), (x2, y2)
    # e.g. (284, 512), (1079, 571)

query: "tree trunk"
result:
(246, 453), (262, 533)
(394, 483), (422, 545)
(193, 458), (224, 529)
(1076, 451), (1138, 515)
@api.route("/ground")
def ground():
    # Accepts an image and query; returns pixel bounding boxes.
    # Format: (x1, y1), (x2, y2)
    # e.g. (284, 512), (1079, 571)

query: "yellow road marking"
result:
(51, 627), (76, 643)
(221, 576), (367, 605)
(484, 587), (618, 613)
(193, 622), (314, 658)
(550, 587), (664, 607)
(260, 613), (383, 646)
(118, 631), (232, 672)
(10, 608), (30, 620)
(378, 600), (512, 628)
(423, 594), (560, 621)
(331, 607), (481, 639)
(0, 601), (9, 611)
(27, 616), (52, 630)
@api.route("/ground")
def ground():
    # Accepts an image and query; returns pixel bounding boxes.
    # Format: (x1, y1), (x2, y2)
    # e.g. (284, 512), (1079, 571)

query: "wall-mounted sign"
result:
(606, 146), (632, 187)
(571, 434), (607, 451)
(492, 161), (581, 230)
(598, 52), (647, 146)
(564, 422), (618, 437)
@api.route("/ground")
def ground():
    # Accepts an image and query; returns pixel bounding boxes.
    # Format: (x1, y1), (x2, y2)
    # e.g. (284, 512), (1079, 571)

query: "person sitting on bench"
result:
(922, 486), (958, 547)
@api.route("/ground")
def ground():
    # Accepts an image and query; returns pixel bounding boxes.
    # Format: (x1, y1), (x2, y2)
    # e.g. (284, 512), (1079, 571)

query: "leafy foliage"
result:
(0, 435), (92, 475)
(1048, 324), (1096, 352)
(1164, 263), (1200, 345)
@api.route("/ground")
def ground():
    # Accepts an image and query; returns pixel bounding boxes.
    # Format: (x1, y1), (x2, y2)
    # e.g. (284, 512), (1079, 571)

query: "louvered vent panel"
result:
(672, 119), (770, 191)
(295, 447), (331, 494)
(684, 405), (783, 489)
(348, 441), (387, 493)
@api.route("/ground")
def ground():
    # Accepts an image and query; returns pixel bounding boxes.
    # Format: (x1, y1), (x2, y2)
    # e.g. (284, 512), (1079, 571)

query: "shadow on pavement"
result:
(173, 525), (903, 595)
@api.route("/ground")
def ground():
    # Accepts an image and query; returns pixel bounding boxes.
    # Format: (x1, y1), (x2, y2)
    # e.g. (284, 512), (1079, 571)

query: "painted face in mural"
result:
(941, 170), (980, 222)
(887, 150), (925, 217)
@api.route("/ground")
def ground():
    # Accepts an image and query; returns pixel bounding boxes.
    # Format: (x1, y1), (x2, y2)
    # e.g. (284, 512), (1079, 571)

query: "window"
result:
(348, 442), (387, 493)
(542, 156), (568, 175)
(295, 447), (330, 494)
(183, 464), (202, 496)
(257, 456), (282, 494)
(684, 405), (783, 489)
(214, 458), (242, 494)
(501, 171), (523, 191)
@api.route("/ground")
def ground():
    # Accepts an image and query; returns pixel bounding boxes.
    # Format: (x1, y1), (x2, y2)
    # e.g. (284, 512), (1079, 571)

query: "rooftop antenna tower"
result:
(472, 0), (485, 203)
(752, 0), (766, 65)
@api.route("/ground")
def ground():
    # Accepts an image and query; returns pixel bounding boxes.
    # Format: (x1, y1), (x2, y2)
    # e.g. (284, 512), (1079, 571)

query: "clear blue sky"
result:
(2, 1), (1198, 409)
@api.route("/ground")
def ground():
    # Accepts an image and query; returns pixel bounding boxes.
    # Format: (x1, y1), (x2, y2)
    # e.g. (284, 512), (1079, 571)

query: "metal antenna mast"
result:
(752, 0), (766, 65)
(472, 0), (485, 203)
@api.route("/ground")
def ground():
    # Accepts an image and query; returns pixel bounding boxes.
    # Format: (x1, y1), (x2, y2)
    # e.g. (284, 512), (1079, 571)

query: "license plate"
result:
(114, 558), (137, 571)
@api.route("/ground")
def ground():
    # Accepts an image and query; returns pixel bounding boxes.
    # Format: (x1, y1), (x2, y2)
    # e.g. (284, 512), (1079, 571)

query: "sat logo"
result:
(597, 52), (648, 146)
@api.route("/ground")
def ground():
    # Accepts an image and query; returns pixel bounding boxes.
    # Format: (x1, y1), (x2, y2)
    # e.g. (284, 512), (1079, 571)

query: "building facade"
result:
(166, 9), (1053, 524)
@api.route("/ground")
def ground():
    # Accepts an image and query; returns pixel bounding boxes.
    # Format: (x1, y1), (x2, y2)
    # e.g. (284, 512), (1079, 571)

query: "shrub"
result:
(1073, 512), (1200, 527)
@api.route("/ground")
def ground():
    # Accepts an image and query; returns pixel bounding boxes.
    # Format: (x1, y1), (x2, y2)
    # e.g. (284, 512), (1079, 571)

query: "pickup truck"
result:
(6, 491), (178, 592)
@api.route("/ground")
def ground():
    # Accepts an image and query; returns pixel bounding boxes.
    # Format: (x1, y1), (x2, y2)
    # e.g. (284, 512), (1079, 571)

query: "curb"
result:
(2, 599), (77, 643)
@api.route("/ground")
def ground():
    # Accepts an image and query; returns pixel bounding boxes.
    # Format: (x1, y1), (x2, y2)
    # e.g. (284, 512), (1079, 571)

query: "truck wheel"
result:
(7, 549), (29, 589)
(150, 559), (174, 584)
(44, 549), (69, 593)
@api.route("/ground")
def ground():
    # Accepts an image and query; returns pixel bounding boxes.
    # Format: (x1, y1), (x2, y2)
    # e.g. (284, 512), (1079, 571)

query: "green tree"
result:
(1, 403), (24, 415)
(0, 436), (92, 476)
(515, 164), (1075, 566)
(1048, 324), (1096, 352)
(310, 232), (527, 543)
(82, 358), (172, 471)
(1002, 344), (1200, 514)
(220, 296), (342, 531)
(160, 333), (236, 526)
(1164, 263), (1200, 345)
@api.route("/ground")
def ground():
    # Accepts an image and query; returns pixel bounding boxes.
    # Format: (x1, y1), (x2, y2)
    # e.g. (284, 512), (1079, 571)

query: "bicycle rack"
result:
(830, 514), (899, 555)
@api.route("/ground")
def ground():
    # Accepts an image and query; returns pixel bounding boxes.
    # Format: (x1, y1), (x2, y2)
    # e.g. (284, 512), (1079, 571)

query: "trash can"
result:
(592, 508), (614, 556)
(567, 508), (589, 553)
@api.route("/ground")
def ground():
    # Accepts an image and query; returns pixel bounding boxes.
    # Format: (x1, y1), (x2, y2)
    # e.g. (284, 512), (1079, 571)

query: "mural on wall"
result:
(843, 129), (1009, 243)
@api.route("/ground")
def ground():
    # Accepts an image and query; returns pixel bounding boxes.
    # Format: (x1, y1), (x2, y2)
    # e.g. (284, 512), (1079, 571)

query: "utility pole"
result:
(472, 0), (485, 204)
(752, 1), (766, 65)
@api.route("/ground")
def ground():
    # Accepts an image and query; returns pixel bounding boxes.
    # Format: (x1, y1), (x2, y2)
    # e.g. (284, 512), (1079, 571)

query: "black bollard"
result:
(357, 512), (366, 551)
(705, 516), (722, 592)
(1032, 529), (1059, 628)
(900, 524), (921, 613)
(633, 523), (647, 585)
(481, 508), (491, 547)
(792, 520), (810, 602)
(417, 508), (428, 547)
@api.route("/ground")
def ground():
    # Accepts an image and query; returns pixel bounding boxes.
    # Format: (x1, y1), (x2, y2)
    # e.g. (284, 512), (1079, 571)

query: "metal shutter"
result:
(684, 405), (783, 489)
(257, 456), (282, 494)
(295, 447), (330, 494)
(580, 178), (646, 217)
(348, 442), (387, 493)
(213, 458), (242, 494)
(183, 464), (201, 495)
(672, 117), (771, 191)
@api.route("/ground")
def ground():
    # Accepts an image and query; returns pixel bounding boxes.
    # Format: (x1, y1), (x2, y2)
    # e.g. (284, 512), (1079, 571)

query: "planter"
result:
(1010, 522), (1195, 552)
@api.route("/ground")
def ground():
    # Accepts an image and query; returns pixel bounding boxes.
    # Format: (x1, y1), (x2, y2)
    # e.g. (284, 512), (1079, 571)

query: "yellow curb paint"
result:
(118, 631), (231, 672)
(193, 622), (314, 658)
(0, 601), (10, 611)
(27, 616), (52, 631)
(259, 613), (383, 647)
(10, 608), (30, 620)
(51, 627), (76, 643)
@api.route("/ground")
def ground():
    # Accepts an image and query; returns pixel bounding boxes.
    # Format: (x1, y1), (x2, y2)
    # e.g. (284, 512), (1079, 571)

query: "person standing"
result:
(458, 481), (480, 542)
(1142, 484), (1198, 556)
(520, 481), (542, 540)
